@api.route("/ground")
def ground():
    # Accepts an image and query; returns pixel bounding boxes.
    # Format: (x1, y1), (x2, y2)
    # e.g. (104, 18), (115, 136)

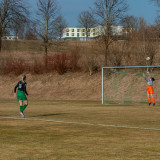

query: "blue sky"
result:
(28, 0), (158, 27)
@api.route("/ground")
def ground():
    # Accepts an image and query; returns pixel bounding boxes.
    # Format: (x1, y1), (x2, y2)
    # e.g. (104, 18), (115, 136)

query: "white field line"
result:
(1, 116), (160, 131)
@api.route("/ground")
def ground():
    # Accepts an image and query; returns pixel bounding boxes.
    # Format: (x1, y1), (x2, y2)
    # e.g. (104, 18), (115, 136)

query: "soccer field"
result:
(1, 100), (160, 160)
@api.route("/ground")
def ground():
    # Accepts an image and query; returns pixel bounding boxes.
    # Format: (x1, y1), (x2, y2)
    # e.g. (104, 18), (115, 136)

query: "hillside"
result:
(1, 40), (160, 102)
(0, 40), (103, 101)
(0, 72), (102, 101)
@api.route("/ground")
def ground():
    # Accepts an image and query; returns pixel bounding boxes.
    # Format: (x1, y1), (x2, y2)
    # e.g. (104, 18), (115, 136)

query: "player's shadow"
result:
(32, 113), (67, 117)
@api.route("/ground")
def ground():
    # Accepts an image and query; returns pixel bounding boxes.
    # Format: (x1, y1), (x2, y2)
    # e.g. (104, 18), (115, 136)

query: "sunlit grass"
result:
(1, 99), (160, 160)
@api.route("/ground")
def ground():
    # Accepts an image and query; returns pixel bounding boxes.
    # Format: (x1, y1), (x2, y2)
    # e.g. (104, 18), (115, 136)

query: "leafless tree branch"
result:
(0, 0), (29, 51)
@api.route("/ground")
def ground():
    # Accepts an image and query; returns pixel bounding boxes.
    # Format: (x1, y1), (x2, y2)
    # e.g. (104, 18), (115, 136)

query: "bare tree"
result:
(0, 0), (29, 51)
(138, 17), (147, 42)
(93, 0), (128, 65)
(54, 15), (67, 40)
(121, 15), (139, 30)
(154, 16), (160, 39)
(10, 16), (29, 40)
(35, 0), (60, 55)
(150, 0), (160, 28)
(25, 25), (38, 40)
(78, 11), (97, 40)
(150, 0), (160, 6)
(155, 15), (160, 24)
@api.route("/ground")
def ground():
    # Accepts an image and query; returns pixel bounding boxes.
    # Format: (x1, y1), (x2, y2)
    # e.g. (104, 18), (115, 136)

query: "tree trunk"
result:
(0, 37), (2, 52)
(44, 42), (48, 70)
(0, 28), (2, 52)
(60, 31), (62, 40)
(45, 45), (48, 56)
(104, 45), (109, 66)
(104, 34), (110, 66)
(44, 54), (48, 71)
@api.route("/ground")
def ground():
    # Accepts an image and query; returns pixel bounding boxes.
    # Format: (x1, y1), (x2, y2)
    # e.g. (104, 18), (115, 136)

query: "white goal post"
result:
(102, 65), (160, 104)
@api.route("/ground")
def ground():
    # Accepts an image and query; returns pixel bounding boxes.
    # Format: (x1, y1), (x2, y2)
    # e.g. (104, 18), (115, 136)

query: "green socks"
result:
(20, 106), (23, 112)
(20, 105), (28, 113)
(22, 104), (28, 112)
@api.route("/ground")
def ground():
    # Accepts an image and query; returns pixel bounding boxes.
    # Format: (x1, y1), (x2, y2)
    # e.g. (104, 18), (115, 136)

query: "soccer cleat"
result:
(19, 112), (25, 118)
(149, 103), (151, 106)
(153, 103), (155, 106)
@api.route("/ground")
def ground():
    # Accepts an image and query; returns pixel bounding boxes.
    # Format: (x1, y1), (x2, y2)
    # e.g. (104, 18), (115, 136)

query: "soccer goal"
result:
(102, 65), (160, 104)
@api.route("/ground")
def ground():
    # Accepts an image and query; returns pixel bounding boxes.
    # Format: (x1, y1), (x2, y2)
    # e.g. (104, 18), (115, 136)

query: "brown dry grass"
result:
(1, 40), (160, 69)
(0, 72), (102, 101)
(0, 40), (104, 76)
(1, 40), (102, 55)
(1, 99), (160, 160)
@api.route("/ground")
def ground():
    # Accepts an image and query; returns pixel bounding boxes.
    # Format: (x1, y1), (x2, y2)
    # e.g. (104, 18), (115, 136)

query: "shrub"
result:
(47, 53), (68, 74)
(3, 58), (26, 75)
(82, 54), (99, 75)
(68, 53), (81, 72)
(30, 59), (45, 74)
(47, 52), (81, 74)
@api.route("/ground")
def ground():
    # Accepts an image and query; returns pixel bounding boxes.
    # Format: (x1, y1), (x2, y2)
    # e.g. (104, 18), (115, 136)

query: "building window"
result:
(82, 29), (85, 32)
(77, 33), (79, 37)
(77, 29), (80, 32)
(72, 29), (74, 32)
(72, 33), (74, 36)
(66, 33), (69, 36)
(82, 33), (85, 36)
(88, 32), (90, 37)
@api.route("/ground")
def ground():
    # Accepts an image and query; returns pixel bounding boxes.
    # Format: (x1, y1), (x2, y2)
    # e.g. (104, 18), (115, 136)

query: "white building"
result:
(62, 27), (96, 41)
(62, 25), (125, 41)
(111, 26), (124, 36)
(2, 35), (18, 40)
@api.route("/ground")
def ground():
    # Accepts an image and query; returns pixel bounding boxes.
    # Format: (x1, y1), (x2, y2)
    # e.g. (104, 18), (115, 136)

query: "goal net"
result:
(102, 66), (160, 104)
